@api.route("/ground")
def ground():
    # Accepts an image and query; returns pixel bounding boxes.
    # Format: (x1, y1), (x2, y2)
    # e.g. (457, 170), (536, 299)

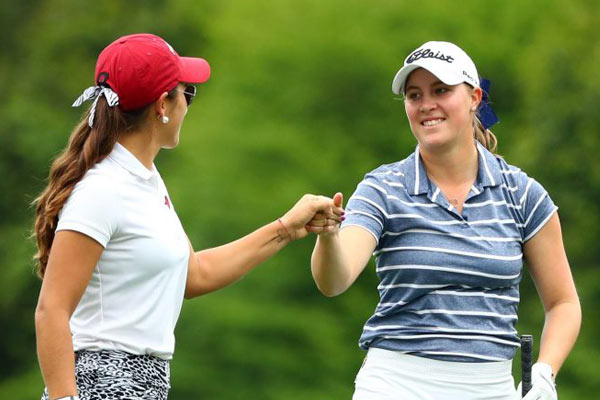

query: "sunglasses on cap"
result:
(174, 84), (196, 106)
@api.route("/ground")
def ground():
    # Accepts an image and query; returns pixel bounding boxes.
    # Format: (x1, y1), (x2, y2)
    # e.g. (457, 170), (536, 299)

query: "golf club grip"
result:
(521, 335), (533, 396)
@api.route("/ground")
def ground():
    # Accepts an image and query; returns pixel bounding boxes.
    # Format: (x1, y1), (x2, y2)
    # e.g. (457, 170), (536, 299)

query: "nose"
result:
(419, 95), (437, 113)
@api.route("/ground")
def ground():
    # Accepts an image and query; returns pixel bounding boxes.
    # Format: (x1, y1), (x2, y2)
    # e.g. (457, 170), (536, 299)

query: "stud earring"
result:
(161, 116), (169, 124)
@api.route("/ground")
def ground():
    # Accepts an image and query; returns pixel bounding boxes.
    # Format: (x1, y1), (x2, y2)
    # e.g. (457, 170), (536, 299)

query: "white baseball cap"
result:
(392, 41), (479, 94)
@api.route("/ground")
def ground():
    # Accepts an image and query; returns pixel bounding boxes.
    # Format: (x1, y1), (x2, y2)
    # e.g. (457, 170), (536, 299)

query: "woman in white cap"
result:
(311, 41), (580, 399)
(33, 33), (343, 400)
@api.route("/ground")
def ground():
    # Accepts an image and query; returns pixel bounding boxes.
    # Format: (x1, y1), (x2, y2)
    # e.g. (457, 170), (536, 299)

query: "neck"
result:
(117, 127), (161, 170)
(419, 141), (479, 185)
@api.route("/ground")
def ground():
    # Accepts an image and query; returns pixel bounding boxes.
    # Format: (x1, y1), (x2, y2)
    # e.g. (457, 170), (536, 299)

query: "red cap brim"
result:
(179, 57), (211, 84)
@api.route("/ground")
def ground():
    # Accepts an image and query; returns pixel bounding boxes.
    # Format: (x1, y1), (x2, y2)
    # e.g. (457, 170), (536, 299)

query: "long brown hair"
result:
(33, 97), (151, 277)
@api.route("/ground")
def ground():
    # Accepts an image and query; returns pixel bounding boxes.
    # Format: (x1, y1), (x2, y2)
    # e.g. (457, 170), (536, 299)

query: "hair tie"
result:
(477, 78), (499, 130)
(277, 218), (294, 241)
(72, 86), (120, 128)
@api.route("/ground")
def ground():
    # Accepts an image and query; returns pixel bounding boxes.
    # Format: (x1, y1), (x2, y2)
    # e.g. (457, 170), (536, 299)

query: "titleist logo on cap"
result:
(407, 48), (454, 64)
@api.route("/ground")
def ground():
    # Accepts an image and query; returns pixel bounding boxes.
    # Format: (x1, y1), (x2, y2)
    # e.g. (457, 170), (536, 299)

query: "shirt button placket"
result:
(461, 213), (469, 229)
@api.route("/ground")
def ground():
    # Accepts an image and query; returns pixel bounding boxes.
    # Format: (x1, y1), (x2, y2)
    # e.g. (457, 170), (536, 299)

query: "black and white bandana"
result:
(72, 86), (119, 128)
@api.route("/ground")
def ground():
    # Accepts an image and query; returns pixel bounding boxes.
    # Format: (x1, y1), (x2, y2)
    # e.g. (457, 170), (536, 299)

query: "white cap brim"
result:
(391, 64), (419, 95)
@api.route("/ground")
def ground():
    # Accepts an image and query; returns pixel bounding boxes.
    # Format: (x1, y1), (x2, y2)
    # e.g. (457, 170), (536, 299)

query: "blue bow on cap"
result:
(477, 78), (499, 130)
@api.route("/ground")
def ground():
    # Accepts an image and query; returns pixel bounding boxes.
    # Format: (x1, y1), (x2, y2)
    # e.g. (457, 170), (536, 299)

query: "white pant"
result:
(353, 347), (518, 400)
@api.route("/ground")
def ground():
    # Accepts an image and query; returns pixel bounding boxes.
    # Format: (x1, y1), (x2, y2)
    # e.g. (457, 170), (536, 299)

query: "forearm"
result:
(35, 309), (78, 399)
(311, 233), (354, 297)
(537, 299), (581, 376)
(186, 220), (290, 297)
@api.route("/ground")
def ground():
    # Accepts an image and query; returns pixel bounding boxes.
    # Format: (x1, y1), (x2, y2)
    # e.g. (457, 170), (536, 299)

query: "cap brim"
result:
(179, 57), (211, 84)
(392, 65), (419, 94)
(392, 60), (468, 95)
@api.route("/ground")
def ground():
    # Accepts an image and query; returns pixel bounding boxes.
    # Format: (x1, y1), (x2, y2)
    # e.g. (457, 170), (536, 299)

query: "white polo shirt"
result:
(56, 143), (190, 360)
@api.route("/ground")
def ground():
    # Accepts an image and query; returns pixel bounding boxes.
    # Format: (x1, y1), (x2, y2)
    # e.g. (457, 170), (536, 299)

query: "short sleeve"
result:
(519, 175), (558, 242)
(341, 171), (389, 244)
(56, 177), (120, 247)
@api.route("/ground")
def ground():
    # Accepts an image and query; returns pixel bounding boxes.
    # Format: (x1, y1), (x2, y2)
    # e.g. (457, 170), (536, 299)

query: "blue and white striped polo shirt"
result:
(342, 142), (557, 362)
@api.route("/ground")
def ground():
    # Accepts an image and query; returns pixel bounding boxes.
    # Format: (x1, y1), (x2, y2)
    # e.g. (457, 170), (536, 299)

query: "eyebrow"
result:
(405, 79), (445, 92)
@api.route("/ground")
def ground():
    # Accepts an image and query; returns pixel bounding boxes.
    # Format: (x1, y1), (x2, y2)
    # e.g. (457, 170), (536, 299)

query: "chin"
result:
(161, 133), (181, 149)
(415, 130), (451, 148)
(161, 139), (180, 150)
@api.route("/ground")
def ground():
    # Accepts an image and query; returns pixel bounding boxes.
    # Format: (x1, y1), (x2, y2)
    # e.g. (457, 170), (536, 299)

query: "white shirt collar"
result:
(108, 142), (157, 180)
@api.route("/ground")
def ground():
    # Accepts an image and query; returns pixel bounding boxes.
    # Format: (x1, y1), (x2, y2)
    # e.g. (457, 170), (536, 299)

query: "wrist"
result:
(531, 362), (557, 397)
(317, 228), (339, 240)
(276, 218), (295, 242)
(533, 362), (555, 380)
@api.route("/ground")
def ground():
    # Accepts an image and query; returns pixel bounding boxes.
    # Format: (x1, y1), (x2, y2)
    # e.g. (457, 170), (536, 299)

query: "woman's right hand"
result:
(306, 193), (344, 236)
(279, 193), (344, 241)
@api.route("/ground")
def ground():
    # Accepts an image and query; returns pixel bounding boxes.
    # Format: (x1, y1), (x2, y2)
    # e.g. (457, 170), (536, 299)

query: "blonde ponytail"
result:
(473, 114), (498, 154)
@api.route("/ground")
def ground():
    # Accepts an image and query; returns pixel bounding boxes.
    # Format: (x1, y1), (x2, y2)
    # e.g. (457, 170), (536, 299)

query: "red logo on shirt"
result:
(164, 196), (171, 209)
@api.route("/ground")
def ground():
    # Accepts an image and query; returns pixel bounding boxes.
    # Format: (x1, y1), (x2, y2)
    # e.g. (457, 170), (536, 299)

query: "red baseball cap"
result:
(94, 33), (210, 111)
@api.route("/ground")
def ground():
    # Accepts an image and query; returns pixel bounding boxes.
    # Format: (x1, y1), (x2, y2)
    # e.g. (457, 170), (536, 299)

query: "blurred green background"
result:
(1, 0), (598, 398)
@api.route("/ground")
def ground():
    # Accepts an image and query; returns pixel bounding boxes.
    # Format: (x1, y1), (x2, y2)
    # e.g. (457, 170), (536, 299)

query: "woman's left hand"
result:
(517, 363), (557, 399)
(279, 193), (344, 241)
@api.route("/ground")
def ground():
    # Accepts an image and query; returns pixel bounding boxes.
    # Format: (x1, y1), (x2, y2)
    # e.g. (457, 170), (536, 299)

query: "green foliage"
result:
(1, 0), (598, 398)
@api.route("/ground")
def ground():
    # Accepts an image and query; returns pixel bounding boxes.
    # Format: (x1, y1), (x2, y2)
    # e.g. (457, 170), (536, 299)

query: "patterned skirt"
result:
(41, 350), (170, 400)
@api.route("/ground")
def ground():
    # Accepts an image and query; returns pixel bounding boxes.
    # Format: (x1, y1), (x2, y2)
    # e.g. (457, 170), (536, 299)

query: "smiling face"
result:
(404, 68), (481, 153)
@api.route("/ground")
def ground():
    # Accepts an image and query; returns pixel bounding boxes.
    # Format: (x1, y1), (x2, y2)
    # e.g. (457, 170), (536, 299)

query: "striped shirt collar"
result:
(404, 142), (502, 196)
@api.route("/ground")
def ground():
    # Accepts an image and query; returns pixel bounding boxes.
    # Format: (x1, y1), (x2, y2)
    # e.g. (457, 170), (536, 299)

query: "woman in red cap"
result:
(33, 33), (343, 400)
(311, 41), (580, 399)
